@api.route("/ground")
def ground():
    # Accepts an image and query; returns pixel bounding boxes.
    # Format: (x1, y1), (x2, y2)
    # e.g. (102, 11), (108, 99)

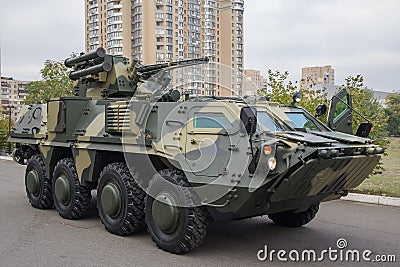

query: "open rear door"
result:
(327, 88), (353, 134)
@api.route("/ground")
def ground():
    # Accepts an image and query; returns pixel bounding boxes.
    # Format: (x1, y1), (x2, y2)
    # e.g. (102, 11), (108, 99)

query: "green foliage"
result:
(345, 75), (389, 147)
(25, 60), (74, 104)
(385, 92), (400, 136)
(353, 137), (400, 197)
(0, 107), (9, 152)
(259, 69), (328, 120)
(259, 70), (296, 105)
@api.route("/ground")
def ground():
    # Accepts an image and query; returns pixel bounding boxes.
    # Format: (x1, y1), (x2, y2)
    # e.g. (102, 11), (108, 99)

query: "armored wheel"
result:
(52, 158), (91, 219)
(145, 169), (208, 254)
(268, 204), (319, 227)
(97, 163), (145, 235)
(25, 154), (53, 209)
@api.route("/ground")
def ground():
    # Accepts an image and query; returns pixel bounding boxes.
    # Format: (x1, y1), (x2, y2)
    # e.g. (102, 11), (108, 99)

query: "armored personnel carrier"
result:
(10, 48), (383, 254)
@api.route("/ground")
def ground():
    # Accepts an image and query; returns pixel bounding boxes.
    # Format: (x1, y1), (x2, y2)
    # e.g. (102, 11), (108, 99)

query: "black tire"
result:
(25, 154), (53, 209)
(145, 169), (208, 254)
(268, 204), (319, 227)
(13, 147), (27, 165)
(52, 158), (91, 219)
(97, 163), (145, 236)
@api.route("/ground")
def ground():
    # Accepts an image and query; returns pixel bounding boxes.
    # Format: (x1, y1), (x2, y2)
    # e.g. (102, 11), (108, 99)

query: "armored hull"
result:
(10, 49), (383, 254)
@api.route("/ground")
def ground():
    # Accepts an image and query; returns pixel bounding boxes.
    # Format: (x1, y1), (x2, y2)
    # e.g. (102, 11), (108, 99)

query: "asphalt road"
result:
(0, 160), (398, 267)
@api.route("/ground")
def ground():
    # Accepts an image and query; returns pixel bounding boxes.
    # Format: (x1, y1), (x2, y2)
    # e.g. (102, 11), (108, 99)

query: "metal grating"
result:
(106, 103), (130, 133)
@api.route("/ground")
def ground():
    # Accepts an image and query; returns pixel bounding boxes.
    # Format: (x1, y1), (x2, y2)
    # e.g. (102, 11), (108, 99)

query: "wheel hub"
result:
(26, 170), (40, 196)
(55, 175), (71, 205)
(101, 183), (122, 217)
(152, 192), (179, 234)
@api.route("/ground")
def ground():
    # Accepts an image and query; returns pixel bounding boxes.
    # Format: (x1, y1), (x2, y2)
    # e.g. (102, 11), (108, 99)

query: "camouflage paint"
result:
(10, 50), (384, 221)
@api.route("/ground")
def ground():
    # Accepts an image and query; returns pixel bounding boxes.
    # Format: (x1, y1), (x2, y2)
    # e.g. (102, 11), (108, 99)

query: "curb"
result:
(342, 193), (400, 207)
(0, 156), (13, 161)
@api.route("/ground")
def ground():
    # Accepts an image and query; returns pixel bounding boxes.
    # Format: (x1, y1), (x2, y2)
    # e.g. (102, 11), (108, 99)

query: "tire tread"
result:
(98, 162), (145, 236)
(26, 154), (53, 209)
(268, 204), (319, 227)
(146, 169), (208, 254)
(53, 158), (91, 219)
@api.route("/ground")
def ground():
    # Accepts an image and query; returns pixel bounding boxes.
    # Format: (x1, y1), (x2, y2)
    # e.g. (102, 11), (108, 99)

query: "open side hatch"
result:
(327, 88), (353, 134)
(327, 88), (373, 137)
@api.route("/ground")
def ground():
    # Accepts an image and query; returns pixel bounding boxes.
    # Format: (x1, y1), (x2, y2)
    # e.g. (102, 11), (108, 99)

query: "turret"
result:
(65, 48), (209, 99)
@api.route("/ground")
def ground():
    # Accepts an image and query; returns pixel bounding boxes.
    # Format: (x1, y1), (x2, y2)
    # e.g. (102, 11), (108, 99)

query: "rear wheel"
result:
(97, 163), (145, 235)
(25, 154), (53, 209)
(145, 169), (208, 254)
(268, 204), (319, 227)
(52, 158), (91, 219)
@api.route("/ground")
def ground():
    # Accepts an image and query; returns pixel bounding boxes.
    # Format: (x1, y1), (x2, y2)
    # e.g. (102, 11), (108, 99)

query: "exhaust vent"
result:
(106, 103), (130, 133)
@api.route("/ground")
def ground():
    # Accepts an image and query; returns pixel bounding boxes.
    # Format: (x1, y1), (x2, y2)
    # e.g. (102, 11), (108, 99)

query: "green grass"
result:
(351, 137), (400, 198)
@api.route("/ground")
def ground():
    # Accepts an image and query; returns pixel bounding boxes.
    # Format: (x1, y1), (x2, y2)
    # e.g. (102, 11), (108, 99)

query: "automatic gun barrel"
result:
(137, 57), (209, 74)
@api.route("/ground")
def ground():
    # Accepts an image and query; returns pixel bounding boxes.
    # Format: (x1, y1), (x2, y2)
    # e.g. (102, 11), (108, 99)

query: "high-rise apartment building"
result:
(301, 65), (335, 89)
(86, 0), (132, 56)
(85, 0), (244, 96)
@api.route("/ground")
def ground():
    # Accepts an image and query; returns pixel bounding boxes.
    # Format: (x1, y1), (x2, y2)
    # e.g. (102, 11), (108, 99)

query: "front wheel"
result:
(268, 204), (319, 227)
(145, 169), (208, 254)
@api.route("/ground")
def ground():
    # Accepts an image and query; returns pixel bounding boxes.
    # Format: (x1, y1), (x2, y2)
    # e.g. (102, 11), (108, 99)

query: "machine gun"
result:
(65, 48), (209, 99)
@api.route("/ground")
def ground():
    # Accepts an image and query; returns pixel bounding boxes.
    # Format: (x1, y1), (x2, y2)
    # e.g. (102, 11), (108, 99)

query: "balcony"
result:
(232, 4), (244, 11)
(109, 35), (123, 41)
(89, 4), (98, 9)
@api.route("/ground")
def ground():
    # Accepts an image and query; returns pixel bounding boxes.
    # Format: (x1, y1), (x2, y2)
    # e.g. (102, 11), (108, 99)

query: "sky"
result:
(0, 0), (399, 92)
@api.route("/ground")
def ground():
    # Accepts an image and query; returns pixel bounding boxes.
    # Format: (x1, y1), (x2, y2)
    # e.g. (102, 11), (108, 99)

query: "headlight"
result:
(293, 92), (303, 103)
(263, 145), (273, 156)
(268, 157), (277, 170)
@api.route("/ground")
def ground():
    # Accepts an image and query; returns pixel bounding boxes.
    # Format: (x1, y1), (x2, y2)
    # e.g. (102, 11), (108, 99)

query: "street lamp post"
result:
(7, 105), (15, 155)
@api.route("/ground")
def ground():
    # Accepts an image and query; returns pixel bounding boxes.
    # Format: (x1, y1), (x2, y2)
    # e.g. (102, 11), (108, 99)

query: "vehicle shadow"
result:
(84, 196), (343, 251)
(63, 194), (359, 263)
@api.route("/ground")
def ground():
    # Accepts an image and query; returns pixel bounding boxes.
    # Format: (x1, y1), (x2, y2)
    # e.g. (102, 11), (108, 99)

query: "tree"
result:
(24, 60), (74, 104)
(344, 75), (389, 147)
(259, 69), (328, 119)
(0, 106), (11, 153)
(385, 92), (400, 136)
